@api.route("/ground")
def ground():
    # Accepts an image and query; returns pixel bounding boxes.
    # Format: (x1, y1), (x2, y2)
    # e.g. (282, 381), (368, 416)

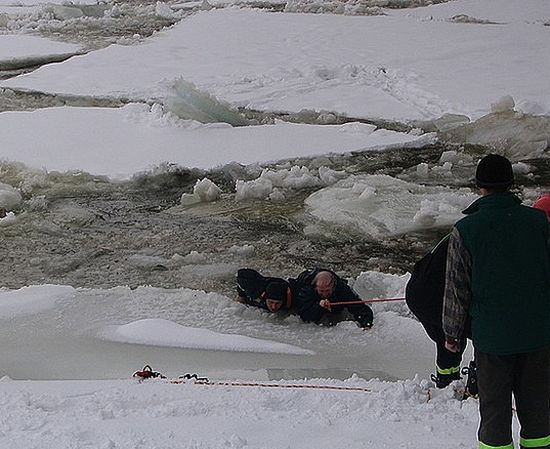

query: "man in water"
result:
(290, 268), (373, 328)
(236, 268), (292, 313)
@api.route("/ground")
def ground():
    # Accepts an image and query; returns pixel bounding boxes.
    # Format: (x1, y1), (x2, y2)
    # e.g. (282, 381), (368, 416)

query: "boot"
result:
(430, 370), (461, 388)
(461, 360), (478, 398)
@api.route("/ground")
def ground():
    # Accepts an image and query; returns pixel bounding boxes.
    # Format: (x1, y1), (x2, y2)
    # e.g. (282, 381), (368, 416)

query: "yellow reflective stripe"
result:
(479, 441), (514, 449)
(520, 435), (550, 448)
(436, 365), (460, 375)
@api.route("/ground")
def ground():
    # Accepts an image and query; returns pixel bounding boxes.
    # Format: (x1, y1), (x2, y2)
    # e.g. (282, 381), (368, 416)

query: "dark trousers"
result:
(423, 322), (465, 371)
(475, 346), (550, 449)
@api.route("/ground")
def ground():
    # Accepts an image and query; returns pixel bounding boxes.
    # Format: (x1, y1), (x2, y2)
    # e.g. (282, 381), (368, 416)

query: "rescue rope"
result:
(133, 365), (371, 392)
(168, 379), (372, 393)
(329, 297), (405, 306)
(179, 373), (209, 382)
(134, 366), (484, 401)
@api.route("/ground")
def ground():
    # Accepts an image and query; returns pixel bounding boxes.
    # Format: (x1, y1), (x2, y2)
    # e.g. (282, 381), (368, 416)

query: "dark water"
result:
(2, 143), (547, 296)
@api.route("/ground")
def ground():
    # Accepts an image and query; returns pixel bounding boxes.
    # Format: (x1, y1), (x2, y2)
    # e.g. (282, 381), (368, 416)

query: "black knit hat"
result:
(475, 154), (514, 188)
(265, 281), (287, 302)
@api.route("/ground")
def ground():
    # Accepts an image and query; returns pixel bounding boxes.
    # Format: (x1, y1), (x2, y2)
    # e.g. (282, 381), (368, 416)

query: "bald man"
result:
(290, 268), (373, 328)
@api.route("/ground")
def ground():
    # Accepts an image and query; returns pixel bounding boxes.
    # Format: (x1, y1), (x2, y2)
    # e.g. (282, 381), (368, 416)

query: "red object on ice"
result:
(533, 194), (550, 218)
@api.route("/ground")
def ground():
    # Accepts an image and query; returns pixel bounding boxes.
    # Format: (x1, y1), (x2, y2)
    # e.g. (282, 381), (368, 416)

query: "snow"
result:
(181, 177), (222, 205)
(0, 104), (427, 177)
(0, 0), (99, 4)
(0, 35), (81, 64)
(393, 0), (550, 24)
(2, 7), (550, 121)
(103, 318), (314, 354)
(0, 376), (480, 449)
(235, 165), (344, 201)
(0, 284), (75, 316)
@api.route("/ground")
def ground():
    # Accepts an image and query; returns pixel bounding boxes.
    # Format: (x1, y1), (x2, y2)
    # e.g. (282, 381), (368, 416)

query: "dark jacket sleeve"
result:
(294, 285), (325, 323)
(336, 282), (373, 327)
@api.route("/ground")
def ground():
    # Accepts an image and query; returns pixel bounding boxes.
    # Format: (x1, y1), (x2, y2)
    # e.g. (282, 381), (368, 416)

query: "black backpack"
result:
(405, 235), (449, 327)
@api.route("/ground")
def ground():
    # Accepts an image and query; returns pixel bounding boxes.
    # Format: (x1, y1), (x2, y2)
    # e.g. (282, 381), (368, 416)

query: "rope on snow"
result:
(133, 365), (371, 392)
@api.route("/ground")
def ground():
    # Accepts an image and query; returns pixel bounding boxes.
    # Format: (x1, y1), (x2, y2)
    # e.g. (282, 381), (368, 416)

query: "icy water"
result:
(0, 145), (457, 291)
(2, 143), (548, 292)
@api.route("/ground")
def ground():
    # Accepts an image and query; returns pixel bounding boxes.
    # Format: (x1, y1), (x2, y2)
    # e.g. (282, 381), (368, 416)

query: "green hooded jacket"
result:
(456, 192), (550, 354)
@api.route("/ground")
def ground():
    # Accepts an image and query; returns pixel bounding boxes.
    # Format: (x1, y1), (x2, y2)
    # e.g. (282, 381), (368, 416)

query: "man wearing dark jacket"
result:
(290, 268), (373, 328)
(443, 154), (550, 449)
(236, 268), (292, 313)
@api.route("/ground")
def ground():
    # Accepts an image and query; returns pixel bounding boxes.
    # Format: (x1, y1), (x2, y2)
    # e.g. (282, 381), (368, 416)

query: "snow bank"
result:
(0, 375), (479, 449)
(393, 0), (550, 24)
(0, 35), (81, 70)
(102, 318), (314, 354)
(284, 0), (386, 16)
(0, 105), (423, 178)
(3, 7), (549, 121)
(0, 285), (74, 316)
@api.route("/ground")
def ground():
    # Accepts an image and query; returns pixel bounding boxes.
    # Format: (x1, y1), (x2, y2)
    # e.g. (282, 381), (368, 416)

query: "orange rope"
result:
(167, 379), (372, 392)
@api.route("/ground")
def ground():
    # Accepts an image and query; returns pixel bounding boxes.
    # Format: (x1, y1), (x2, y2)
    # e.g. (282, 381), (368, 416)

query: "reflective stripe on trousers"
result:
(436, 364), (460, 376)
(479, 442), (514, 449)
(520, 435), (550, 448)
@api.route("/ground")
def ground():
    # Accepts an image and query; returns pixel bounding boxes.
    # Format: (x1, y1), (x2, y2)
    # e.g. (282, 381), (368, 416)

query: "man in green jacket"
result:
(443, 154), (550, 449)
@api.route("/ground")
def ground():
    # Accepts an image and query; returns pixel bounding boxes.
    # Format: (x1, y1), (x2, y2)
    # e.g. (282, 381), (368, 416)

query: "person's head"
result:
(475, 154), (514, 195)
(313, 271), (336, 299)
(264, 281), (287, 313)
(533, 194), (550, 219)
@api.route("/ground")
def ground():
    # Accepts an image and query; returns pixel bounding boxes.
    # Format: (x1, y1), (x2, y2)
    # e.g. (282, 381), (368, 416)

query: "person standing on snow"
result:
(290, 268), (373, 328)
(407, 192), (550, 394)
(443, 154), (550, 449)
(405, 235), (474, 392)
